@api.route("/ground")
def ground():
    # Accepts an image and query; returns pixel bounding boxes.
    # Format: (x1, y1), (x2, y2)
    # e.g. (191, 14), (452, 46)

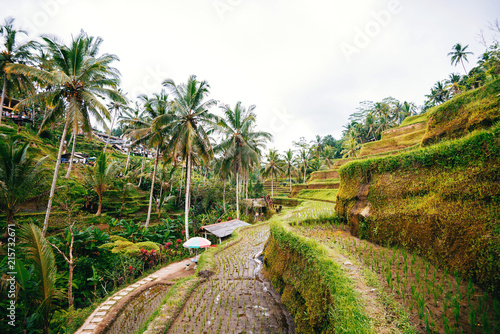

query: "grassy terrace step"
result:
(359, 121), (427, 157)
(295, 189), (338, 203)
(336, 124), (500, 292)
(265, 209), (376, 333)
(309, 169), (340, 182)
(291, 182), (339, 196)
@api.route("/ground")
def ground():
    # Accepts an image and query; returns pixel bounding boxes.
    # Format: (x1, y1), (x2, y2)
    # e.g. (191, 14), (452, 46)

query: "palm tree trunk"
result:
(245, 171), (248, 199)
(236, 170), (240, 219)
(223, 179), (226, 213)
(184, 154), (191, 240)
(125, 147), (130, 172)
(289, 170), (292, 193)
(145, 148), (159, 228)
(0, 73), (6, 125)
(43, 117), (71, 236)
(96, 192), (102, 216)
(65, 132), (76, 179)
(303, 163), (306, 183)
(271, 175), (274, 197)
(138, 152), (145, 187)
(103, 108), (118, 153)
(461, 59), (468, 75)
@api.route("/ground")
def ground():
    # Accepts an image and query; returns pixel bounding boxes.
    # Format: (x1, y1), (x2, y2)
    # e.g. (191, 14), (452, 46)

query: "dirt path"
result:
(168, 223), (295, 334)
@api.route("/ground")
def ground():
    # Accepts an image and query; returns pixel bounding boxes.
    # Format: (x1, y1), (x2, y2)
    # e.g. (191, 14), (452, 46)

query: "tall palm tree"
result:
(0, 135), (48, 225)
(6, 31), (124, 235)
(127, 91), (171, 228)
(310, 135), (323, 159)
(215, 101), (271, 219)
(425, 81), (450, 107)
(103, 88), (129, 153)
(283, 149), (295, 193)
(0, 17), (38, 124)
(341, 134), (361, 158)
(160, 75), (217, 239)
(298, 148), (310, 184)
(20, 223), (64, 334)
(120, 101), (146, 173)
(84, 152), (117, 216)
(261, 149), (284, 197)
(448, 43), (473, 75)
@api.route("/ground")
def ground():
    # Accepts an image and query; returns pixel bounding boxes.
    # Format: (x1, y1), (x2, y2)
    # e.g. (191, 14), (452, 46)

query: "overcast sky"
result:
(3, 0), (500, 151)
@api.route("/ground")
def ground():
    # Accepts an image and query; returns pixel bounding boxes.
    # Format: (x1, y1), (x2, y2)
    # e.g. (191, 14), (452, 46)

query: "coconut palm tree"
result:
(127, 91), (171, 228)
(282, 149), (295, 193)
(215, 101), (271, 219)
(103, 88), (129, 153)
(448, 43), (473, 75)
(341, 134), (361, 158)
(160, 75), (218, 239)
(0, 17), (38, 125)
(84, 152), (117, 216)
(0, 135), (48, 225)
(297, 148), (310, 184)
(120, 101), (146, 173)
(446, 73), (464, 97)
(261, 149), (284, 197)
(310, 135), (324, 159)
(425, 81), (450, 107)
(20, 223), (64, 334)
(6, 31), (124, 235)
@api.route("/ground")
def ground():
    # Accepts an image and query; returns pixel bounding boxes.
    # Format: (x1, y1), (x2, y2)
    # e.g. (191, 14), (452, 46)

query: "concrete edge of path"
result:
(75, 258), (196, 334)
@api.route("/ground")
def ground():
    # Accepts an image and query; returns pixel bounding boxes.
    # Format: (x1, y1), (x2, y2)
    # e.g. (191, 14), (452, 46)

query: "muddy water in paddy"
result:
(169, 224), (294, 334)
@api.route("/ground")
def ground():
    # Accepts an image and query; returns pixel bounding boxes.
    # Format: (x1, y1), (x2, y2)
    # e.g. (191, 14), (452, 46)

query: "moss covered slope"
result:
(335, 125), (500, 291)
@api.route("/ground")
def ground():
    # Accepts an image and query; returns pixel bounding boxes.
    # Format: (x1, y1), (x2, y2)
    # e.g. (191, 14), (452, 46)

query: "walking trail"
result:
(168, 222), (294, 334)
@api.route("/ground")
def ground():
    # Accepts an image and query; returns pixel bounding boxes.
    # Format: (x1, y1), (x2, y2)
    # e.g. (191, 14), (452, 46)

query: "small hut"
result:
(200, 219), (251, 244)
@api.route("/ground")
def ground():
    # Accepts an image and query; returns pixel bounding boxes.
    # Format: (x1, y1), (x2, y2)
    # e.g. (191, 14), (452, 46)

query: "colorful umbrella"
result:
(183, 237), (211, 249)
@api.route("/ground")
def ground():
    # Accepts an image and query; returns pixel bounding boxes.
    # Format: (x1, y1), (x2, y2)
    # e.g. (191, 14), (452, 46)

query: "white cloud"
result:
(2, 0), (499, 151)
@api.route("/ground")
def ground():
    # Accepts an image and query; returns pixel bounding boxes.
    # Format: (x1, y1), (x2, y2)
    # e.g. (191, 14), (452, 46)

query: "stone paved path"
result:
(168, 223), (294, 334)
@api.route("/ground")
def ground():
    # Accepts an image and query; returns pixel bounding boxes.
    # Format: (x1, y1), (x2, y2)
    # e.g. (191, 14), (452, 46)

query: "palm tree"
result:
(120, 101), (146, 173)
(448, 43), (473, 75)
(126, 92), (171, 228)
(114, 167), (137, 212)
(103, 88), (129, 153)
(425, 81), (450, 107)
(446, 73), (463, 97)
(261, 150), (284, 197)
(298, 148), (310, 183)
(310, 135), (323, 159)
(161, 75), (218, 239)
(84, 152), (117, 216)
(215, 101), (271, 219)
(0, 17), (38, 125)
(0, 135), (48, 225)
(6, 31), (124, 235)
(20, 223), (64, 333)
(341, 134), (361, 158)
(283, 149), (295, 193)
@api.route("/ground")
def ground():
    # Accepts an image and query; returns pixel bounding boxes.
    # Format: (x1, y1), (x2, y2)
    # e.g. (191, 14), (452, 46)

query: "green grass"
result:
(400, 112), (430, 127)
(266, 217), (374, 333)
(296, 189), (338, 203)
(336, 124), (500, 292)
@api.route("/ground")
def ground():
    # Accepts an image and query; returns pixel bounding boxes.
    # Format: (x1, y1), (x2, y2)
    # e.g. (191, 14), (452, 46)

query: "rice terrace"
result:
(1, 2), (500, 334)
